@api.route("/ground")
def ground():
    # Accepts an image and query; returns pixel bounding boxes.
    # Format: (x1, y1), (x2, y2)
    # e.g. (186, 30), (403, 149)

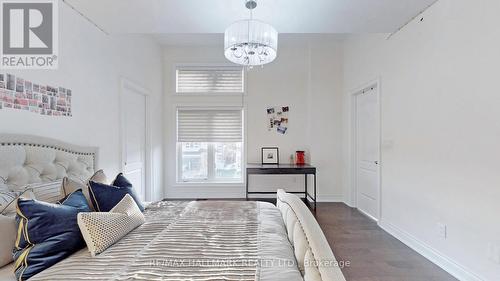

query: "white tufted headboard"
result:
(277, 189), (347, 281)
(0, 134), (98, 191)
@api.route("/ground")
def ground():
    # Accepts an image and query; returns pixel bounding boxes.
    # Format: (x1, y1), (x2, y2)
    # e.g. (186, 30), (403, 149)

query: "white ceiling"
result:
(65, 0), (436, 35)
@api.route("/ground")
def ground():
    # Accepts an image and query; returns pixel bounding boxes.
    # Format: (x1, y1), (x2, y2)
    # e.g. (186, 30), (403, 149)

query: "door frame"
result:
(119, 77), (153, 201)
(349, 78), (382, 221)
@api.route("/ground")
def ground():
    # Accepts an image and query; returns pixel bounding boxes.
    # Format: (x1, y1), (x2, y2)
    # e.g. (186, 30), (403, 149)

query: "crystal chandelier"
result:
(224, 0), (278, 67)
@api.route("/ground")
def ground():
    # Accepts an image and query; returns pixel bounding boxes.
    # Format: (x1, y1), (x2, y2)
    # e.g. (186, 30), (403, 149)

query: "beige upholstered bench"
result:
(277, 189), (347, 281)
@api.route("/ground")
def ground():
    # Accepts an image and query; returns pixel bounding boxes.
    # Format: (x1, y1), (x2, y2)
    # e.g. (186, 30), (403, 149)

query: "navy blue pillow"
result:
(14, 190), (90, 281)
(88, 173), (144, 212)
(112, 172), (134, 188)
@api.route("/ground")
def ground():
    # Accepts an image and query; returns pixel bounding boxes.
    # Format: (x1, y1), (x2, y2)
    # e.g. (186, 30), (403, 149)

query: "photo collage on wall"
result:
(0, 73), (72, 116)
(267, 105), (289, 134)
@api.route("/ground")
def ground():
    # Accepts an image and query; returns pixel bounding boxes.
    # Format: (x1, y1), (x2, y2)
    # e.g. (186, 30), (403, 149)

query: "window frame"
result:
(175, 106), (245, 185)
(176, 142), (243, 184)
(173, 63), (247, 96)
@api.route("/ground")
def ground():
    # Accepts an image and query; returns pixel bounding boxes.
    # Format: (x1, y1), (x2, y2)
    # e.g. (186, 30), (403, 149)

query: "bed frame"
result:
(0, 134), (98, 190)
(277, 189), (347, 281)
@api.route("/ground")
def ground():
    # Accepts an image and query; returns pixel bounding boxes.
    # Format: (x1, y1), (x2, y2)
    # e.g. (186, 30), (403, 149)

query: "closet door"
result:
(356, 86), (380, 220)
(121, 81), (147, 200)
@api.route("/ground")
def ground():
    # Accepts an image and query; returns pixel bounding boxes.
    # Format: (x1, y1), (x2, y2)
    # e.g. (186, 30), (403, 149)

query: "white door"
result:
(121, 83), (147, 200)
(355, 86), (380, 220)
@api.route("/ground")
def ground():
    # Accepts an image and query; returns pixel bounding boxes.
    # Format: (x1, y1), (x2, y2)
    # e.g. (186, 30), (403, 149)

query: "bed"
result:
(0, 134), (346, 281)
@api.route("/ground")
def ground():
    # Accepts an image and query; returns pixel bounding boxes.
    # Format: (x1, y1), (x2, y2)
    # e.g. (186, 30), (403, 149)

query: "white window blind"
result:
(176, 66), (244, 94)
(177, 109), (243, 142)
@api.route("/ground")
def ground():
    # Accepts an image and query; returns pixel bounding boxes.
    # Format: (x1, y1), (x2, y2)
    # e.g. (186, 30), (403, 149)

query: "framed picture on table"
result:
(261, 147), (279, 165)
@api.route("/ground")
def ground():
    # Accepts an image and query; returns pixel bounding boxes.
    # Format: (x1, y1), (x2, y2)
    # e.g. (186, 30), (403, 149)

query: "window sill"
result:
(174, 92), (246, 96)
(174, 182), (244, 187)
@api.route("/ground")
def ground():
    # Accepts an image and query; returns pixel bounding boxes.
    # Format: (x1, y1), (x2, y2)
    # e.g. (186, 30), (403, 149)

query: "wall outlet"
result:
(436, 223), (447, 239)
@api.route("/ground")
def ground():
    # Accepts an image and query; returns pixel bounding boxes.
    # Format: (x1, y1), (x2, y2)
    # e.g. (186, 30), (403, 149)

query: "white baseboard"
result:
(379, 220), (484, 281)
(357, 208), (378, 222)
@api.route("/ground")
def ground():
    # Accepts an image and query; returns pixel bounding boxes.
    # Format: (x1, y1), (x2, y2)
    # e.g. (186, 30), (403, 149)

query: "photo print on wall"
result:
(0, 73), (72, 117)
(267, 105), (289, 134)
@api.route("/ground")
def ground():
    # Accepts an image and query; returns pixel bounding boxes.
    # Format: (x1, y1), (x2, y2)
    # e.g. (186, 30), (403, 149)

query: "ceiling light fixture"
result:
(224, 0), (278, 68)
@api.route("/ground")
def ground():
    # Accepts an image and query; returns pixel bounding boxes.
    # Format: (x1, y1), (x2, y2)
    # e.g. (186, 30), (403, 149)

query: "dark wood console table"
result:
(246, 163), (317, 209)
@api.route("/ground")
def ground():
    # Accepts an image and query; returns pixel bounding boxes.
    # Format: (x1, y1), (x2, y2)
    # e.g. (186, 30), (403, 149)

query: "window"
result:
(177, 109), (243, 183)
(176, 65), (244, 94)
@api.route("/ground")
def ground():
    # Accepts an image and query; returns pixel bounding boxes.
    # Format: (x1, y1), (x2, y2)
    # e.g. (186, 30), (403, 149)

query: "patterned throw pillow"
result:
(88, 173), (144, 212)
(13, 190), (90, 281)
(30, 181), (64, 203)
(0, 189), (35, 215)
(1, 181), (63, 215)
(0, 190), (19, 214)
(78, 194), (145, 256)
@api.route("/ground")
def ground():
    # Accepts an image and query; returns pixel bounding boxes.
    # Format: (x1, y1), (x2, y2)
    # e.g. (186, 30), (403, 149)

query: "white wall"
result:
(0, 1), (164, 200)
(1, 0), (495, 278)
(163, 36), (344, 201)
(342, 0), (500, 280)
(308, 38), (344, 203)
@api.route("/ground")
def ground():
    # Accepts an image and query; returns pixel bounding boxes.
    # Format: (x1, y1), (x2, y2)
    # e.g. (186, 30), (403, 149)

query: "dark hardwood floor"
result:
(189, 198), (456, 280)
(313, 202), (457, 281)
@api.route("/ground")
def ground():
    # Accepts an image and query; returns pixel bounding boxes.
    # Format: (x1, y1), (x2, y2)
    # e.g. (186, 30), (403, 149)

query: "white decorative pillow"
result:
(61, 170), (108, 211)
(89, 170), (108, 185)
(78, 194), (145, 256)
(0, 214), (16, 267)
(31, 181), (64, 203)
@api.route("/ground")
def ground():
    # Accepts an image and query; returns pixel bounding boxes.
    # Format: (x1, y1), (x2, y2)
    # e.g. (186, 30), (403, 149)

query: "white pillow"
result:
(31, 181), (64, 203)
(78, 194), (145, 256)
(62, 170), (108, 211)
(89, 170), (108, 185)
(0, 214), (17, 267)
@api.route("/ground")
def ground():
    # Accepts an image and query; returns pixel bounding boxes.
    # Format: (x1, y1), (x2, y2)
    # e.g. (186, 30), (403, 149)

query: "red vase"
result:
(295, 151), (305, 165)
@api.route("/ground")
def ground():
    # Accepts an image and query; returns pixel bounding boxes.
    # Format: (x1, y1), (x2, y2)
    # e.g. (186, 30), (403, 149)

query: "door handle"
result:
(374, 161), (379, 165)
